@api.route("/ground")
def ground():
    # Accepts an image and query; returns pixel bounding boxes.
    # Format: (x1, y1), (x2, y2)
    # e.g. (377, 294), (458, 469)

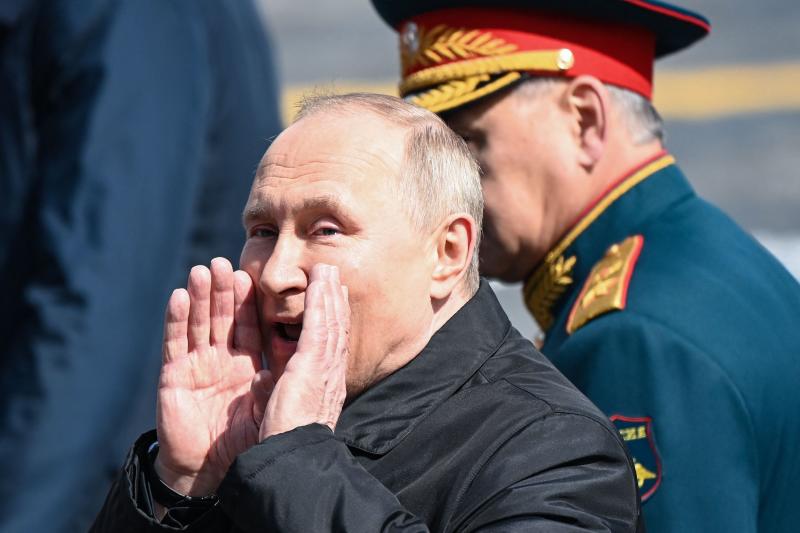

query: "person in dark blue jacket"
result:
(0, 1), (281, 530)
(371, 0), (800, 531)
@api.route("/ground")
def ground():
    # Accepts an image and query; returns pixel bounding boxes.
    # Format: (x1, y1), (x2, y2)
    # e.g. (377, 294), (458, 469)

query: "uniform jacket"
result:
(524, 152), (800, 532)
(92, 282), (643, 532)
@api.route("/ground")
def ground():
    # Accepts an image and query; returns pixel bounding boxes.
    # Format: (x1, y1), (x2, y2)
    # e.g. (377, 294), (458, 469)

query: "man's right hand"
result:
(154, 257), (271, 497)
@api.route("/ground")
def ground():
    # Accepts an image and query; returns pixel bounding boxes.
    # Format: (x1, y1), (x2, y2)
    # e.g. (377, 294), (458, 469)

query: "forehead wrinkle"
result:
(245, 120), (407, 230)
(258, 150), (401, 187)
(242, 186), (355, 229)
(310, 144), (404, 184)
(259, 111), (405, 173)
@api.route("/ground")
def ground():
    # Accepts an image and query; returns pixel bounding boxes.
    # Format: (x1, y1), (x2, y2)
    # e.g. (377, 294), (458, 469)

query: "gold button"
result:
(556, 48), (575, 71)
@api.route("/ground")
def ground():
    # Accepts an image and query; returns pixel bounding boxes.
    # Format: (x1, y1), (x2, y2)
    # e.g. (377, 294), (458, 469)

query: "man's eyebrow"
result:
(241, 195), (346, 228)
(300, 195), (344, 212)
(242, 203), (274, 228)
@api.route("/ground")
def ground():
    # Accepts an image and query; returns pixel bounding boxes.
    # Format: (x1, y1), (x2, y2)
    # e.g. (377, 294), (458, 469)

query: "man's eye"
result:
(250, 227), (277, 238)
(316, 227), (339, 237)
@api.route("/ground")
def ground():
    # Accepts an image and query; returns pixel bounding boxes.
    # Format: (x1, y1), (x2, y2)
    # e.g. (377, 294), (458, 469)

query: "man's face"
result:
(240, 112), (435, 396)
(445, 87), (574, 281)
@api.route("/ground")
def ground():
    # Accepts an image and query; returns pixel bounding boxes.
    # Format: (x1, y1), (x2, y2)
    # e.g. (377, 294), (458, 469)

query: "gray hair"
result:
(513, 77), (665, 145)
(295, 93), (484, 295)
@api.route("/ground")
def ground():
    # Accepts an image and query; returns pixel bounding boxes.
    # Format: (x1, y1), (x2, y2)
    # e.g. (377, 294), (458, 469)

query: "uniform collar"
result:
(336, 280), (511, 455)
(523, 152), (693, 335)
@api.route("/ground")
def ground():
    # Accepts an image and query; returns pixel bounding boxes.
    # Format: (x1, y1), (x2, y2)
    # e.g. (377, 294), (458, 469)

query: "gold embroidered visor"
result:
(396, 7), (662, 113)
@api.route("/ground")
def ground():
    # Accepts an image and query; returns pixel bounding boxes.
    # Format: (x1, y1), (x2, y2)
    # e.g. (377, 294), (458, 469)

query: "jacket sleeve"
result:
(554, 311), (759, 533)
(217, 424), (430, 533)
(452, 412), (642, 533)
(90, 431), (230, 532)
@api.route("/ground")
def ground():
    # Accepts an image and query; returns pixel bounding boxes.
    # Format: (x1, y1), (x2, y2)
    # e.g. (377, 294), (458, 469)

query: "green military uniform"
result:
(371, 0), (800, 530)
(524, 151), (800, 531)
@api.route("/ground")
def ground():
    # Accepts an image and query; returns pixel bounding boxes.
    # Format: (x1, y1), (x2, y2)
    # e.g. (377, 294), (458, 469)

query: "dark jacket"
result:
(0, 1), (281, 530)
(525, 153), (800, 532)
(92, 282), (642, 532)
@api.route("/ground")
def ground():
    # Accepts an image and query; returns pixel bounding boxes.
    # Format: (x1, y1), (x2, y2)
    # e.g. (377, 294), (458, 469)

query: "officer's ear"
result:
(429, 213), (477, 301)
(562, 75), (608, 170)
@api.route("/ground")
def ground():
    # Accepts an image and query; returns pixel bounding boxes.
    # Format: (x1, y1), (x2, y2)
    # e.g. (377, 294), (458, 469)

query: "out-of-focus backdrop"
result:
(258, 0), (800, 338)
(1, 2), (797, 530)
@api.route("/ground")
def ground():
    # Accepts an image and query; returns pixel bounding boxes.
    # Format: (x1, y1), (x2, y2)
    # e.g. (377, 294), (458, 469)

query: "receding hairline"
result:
(268, 93), (448, 195)
(294, 92), (447, 130)
(264, 96), (418, 171)
(254, 102), (411, 186)
(245, 97), (421, 229)
(252, 91), (483, 294)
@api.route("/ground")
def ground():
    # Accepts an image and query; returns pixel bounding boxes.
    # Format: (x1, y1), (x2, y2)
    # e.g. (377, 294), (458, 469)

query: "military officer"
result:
(371, 1), (800, 531)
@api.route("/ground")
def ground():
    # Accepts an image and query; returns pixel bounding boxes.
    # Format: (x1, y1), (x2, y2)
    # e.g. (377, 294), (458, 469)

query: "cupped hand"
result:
(260, 264), (350, 440)
(154, 258), (273, 496)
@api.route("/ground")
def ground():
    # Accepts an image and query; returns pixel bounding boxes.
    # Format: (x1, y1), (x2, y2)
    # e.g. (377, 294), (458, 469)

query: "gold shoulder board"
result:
(566, 235), (644, 334)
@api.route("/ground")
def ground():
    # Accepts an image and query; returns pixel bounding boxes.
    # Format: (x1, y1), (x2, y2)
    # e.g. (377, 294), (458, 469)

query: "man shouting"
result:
(92, 93), (641, 532)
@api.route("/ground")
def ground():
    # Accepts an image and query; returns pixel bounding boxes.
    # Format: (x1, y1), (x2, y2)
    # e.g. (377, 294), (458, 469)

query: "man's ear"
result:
(563, 75), (608, 170)
(430, 213), (477, 300)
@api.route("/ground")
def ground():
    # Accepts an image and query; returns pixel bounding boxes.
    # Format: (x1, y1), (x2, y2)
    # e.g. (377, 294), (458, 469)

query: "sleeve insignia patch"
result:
(566, 235), (643, 334)
(611, 414), (662, 502)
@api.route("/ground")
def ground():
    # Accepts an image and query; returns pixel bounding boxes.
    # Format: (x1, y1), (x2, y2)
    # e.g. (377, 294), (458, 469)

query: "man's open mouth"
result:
(275, 322), (302, 342)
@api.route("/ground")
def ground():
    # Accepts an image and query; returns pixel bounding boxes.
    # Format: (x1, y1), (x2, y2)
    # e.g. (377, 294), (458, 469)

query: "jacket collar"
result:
(523, 152), (694, 336)
(336, 280), (511, 455)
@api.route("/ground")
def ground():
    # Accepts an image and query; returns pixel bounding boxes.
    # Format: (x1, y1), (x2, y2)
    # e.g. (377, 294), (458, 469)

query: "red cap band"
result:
(403, 7), (656, 99)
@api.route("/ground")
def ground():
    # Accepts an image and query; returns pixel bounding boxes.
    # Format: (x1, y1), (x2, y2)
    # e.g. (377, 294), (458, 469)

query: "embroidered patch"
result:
(398, 24), (575, 113)
(611, 415), (662, 502)
(566, 235), (643, 334)
(524, 254), (576, 332)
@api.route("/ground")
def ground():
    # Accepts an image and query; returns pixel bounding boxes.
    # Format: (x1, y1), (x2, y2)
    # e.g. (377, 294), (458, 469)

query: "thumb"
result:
(250, 369), (275, 425)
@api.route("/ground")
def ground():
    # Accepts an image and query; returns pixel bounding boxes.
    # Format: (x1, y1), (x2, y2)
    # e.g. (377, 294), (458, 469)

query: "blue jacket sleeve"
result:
(0, 1), (215, 529)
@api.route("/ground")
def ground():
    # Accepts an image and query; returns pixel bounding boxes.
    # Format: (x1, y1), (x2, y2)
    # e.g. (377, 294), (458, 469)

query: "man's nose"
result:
(259, 236), (307, 297)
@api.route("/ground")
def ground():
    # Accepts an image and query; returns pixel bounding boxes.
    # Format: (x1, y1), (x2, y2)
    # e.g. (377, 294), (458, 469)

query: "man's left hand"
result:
(260, 264), (350, 440)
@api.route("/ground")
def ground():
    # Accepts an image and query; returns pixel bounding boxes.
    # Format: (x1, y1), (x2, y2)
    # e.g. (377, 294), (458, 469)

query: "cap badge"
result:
(401, 21), (420, 56)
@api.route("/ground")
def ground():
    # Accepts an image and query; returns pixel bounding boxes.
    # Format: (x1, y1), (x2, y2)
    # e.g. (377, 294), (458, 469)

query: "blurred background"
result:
(259, 0), (800, 337)
(1, 0), (797, 530)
